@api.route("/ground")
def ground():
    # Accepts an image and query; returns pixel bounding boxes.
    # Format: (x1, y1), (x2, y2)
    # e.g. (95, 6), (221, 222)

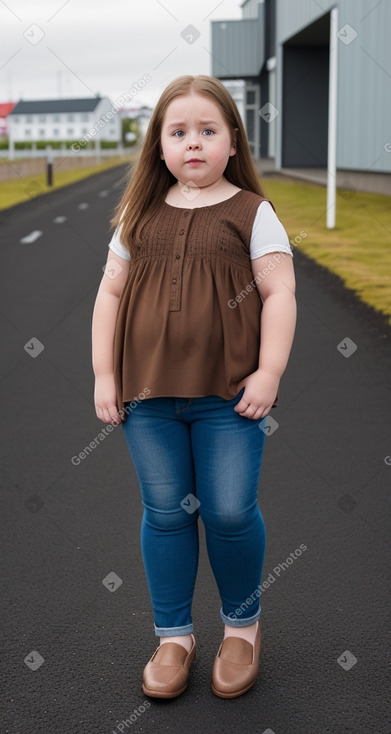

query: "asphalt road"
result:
(1, 164), (390, 734)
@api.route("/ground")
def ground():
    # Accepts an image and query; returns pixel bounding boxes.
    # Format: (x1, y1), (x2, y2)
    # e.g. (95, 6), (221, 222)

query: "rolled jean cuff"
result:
(154, 622), (194, 637)
(220, 604), (261, 627)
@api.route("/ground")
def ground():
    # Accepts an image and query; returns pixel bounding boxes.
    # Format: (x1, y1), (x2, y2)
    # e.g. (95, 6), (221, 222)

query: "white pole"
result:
(95, 136), (101, 164)
(9, 129), (14, 160)
(327, 6), (338, 229)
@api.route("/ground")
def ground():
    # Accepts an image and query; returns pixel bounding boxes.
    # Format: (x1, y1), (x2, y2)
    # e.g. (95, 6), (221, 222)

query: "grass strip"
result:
(262, 177), (391, 325)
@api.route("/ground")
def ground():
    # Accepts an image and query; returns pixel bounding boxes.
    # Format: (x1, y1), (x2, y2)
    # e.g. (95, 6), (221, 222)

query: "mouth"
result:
(186, 158), (203, 164)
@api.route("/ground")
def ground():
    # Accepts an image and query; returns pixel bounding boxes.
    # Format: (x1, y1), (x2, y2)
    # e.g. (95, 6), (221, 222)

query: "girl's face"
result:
(160, 92), (236, 188)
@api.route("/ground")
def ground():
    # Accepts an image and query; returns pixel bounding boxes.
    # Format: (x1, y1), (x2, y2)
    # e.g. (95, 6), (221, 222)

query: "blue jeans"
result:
(121, 389), (267, 637)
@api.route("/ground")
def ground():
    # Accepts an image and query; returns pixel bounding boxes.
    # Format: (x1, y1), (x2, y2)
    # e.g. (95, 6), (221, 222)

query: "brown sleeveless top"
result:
(113, 189), (280, 419)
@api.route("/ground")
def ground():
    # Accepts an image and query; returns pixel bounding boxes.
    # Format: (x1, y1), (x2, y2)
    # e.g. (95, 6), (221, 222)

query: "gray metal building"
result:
(212, 0), (391, 188)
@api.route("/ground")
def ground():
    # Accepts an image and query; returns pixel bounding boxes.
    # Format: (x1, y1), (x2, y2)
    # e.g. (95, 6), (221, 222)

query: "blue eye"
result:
(203, 129), (214, 136)
(174, 130), (185, 137)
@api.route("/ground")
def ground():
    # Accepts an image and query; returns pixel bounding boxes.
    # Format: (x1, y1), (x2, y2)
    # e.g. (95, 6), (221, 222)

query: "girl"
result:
(91, 75), (296, 700)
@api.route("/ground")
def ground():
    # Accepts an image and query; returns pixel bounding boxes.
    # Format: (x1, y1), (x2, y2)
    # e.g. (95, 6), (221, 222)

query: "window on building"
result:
(53, 114), (60, 122)
(13, 116), (19, 123)
(26, 116), (33, 123)
(82, 128), (88, 134)
(67, 128), (74, 135)
(246, 90), (256, 105)
(67, 114), (74, 121)
(81, 113), (89, 121)
(53, 129), (59, 136)
(25, 129), (31, 136)
(39, 115), (46, 122)
(39, 128), (45, 136)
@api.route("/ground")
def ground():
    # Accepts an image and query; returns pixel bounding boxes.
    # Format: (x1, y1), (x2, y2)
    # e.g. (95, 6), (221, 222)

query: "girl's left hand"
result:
(234, 369), (280, 420)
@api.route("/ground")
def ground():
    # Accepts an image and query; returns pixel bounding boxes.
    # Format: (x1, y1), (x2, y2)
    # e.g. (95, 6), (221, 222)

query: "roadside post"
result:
(46, 145), (53, 187)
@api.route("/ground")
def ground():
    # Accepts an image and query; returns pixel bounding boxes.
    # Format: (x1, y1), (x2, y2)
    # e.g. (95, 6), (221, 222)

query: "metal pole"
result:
(46, 144), (53, 186)
(327, 7), (338, 229)
(9, 132), (14, 161)
(95, 136), (101, 165)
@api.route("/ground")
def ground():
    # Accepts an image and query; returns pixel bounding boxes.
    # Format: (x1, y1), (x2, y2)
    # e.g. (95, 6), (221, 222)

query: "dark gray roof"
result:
(9, 97), (104, 115)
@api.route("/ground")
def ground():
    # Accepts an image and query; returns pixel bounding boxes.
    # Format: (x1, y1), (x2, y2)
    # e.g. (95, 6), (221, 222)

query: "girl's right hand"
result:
(94, 374), (123, 425)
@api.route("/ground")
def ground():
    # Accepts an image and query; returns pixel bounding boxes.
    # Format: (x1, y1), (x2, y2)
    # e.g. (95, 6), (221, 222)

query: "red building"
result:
(0, 102), (16, 137)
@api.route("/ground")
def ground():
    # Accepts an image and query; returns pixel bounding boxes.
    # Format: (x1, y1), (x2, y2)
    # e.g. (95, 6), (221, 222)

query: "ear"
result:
(230, 127), (238, 157)
(160, 148), (165, 160)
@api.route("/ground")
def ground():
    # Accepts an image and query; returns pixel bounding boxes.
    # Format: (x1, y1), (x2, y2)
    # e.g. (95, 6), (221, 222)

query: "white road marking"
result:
(98, 190), (109, 197)
(20, 230), (43, 243)
(54, 216), (67, 223)
(78, 202), (89, 209)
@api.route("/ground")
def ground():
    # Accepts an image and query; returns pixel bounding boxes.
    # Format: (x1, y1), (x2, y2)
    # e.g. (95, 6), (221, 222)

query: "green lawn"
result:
(262, 177), (391, 325)
(0, 155), (133, 210)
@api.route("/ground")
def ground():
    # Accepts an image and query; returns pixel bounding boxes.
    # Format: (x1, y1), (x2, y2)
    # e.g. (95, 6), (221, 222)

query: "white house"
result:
(7, 96), (121, 146)
(120, 104), (153, 138)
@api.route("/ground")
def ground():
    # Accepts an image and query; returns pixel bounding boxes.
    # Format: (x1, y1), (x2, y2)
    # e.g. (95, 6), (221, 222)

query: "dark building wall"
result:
(259, 69), (269, 156)
(265, 0), (276, 58)
(282, 45), (329, 167)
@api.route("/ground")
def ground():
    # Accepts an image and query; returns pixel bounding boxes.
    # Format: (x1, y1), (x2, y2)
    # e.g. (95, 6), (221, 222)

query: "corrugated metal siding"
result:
(275, 0), (391, 172)
(277, 0), (334, 42)
(337, 0), (391, 172)
(242, 0), (261, 20)
(211, 17), (264, 78)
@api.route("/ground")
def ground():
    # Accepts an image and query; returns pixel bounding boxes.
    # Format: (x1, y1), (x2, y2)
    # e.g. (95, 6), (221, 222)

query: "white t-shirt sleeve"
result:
(249, 201), (293, 260)
(107, 201), (292, 261)
(108, 224), (131, 260)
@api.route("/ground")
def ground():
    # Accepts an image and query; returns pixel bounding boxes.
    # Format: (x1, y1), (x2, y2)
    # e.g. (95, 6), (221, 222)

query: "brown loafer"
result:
(142, 635), (196, 698)
(211, 621), (261, 698)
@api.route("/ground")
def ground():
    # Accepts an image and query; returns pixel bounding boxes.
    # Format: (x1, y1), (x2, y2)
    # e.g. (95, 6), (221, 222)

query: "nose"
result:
(186, 137), (201, 150)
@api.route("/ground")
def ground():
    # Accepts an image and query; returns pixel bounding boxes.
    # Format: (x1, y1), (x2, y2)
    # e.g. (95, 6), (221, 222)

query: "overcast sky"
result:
(0, 0), (243, 108)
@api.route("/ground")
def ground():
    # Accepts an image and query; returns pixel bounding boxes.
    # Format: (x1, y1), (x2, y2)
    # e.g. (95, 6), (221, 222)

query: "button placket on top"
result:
(169, 209), (192, 312)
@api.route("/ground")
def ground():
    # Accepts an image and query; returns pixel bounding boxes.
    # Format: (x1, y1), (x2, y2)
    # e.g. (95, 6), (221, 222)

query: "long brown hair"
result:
(110, 75), (266, 253)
